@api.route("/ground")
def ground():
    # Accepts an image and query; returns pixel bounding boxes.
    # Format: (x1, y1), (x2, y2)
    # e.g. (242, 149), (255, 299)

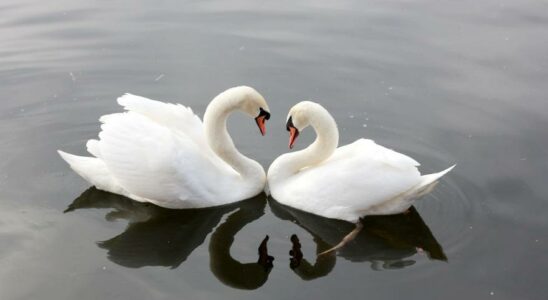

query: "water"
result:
(1, 0), (547, 299)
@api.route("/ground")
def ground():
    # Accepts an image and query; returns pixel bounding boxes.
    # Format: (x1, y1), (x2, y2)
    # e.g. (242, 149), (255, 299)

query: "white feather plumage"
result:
(59, 87), (269, 208)
(267, 101), (454, 222)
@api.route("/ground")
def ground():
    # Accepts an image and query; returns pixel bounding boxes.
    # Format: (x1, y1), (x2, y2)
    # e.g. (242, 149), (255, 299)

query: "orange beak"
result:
(255, 108), (270, 136)
(255, 115), (267, 136)
(289, 126), (299, 149)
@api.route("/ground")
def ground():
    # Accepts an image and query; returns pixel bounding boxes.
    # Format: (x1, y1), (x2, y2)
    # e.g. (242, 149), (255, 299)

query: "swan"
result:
(58, 86), (271, 209)
(267, 101), (454, 253)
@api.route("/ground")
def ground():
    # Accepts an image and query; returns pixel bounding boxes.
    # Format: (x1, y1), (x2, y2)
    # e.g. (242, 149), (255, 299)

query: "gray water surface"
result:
(1, 0), (548, 299)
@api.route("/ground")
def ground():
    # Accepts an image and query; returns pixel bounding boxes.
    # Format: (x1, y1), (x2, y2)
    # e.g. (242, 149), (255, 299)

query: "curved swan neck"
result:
(203, 88), (262, 178)
(274, 104), (339, 176)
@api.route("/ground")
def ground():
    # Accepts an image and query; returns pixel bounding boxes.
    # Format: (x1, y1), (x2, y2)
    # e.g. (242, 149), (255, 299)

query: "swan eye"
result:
(286, 116), (294, 131)
(258, 107), (270, 120)
(286, 116), (300, 149)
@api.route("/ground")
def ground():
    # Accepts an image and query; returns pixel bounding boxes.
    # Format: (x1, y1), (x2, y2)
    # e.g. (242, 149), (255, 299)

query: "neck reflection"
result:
(209, 198), (273, 289)
(66, 188), (272, 289)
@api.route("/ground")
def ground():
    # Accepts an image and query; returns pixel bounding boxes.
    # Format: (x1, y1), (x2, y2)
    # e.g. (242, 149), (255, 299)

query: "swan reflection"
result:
(65, 188), (446, 287)
(269, 198), (446, 279)
(66, 188), (272, 289)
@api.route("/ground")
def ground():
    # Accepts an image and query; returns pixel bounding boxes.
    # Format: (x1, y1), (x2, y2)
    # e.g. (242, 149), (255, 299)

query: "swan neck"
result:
(203, 91), (262, 179)
(274, 107), (339, 176)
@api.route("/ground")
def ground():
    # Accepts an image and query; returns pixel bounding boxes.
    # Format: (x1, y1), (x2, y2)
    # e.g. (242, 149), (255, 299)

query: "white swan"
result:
(267, 101), (454, 252)
(58, 86), (271, 209)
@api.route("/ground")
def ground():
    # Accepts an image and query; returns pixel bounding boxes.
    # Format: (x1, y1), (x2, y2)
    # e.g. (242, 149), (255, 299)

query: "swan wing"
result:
(281, 139), (422, 221)
(116, 93), (206, 147)
(97, 112), (237, 208)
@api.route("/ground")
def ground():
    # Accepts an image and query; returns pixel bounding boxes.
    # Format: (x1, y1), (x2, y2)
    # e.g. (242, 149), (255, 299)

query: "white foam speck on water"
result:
(154, 74), (165, 81)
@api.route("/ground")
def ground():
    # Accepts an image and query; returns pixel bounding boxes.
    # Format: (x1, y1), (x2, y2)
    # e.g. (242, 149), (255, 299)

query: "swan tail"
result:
(412, 164), (455, 197)
(86, 139), (101, 158)
(57, 150), (127, 196)
(366, 165), (455, 216)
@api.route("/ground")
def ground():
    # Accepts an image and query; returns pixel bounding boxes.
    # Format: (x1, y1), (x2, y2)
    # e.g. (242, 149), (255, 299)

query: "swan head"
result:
(286, 101), (316, 149)
(233, 86), (271, 136)
(286, 101), (335, 149)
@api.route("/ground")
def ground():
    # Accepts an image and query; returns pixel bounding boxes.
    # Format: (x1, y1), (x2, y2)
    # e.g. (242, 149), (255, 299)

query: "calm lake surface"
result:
(1, 0), (547, 299)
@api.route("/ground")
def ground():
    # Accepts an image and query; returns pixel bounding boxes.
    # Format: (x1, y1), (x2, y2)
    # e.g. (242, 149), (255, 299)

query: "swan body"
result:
(267, 101), (454, 223)
(59, 86), (271, 209)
